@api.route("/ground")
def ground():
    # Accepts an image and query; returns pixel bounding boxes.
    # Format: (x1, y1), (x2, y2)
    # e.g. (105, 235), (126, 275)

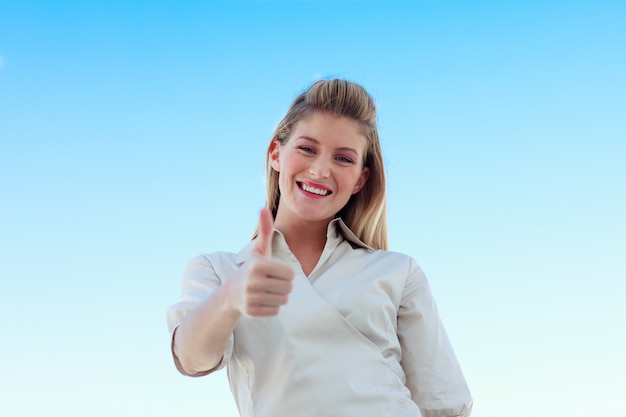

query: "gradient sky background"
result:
(1, 1), (625, 416)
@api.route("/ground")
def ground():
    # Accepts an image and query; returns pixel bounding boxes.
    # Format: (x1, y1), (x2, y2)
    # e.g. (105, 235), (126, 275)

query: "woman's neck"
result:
(274, 217), (330, 276)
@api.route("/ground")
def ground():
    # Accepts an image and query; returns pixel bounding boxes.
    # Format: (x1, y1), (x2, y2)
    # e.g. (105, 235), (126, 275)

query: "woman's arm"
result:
(172, 280), (243, 376)
(398, 258), (473, 417)
(168, 209), (295, 376)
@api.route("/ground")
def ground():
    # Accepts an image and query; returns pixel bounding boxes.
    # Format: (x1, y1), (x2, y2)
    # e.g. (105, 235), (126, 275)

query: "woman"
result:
(167, 79), (473, 417)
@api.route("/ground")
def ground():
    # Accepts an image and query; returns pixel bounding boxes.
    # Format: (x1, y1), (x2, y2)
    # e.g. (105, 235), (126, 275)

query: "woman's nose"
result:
(309, 157), (331, 178)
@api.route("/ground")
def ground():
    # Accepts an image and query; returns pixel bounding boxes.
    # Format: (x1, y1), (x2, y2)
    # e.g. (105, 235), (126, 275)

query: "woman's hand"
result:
(227, 208), (295, 317)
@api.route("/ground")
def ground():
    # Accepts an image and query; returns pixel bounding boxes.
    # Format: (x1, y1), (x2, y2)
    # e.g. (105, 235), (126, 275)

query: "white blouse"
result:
(167, 218), (472, 417)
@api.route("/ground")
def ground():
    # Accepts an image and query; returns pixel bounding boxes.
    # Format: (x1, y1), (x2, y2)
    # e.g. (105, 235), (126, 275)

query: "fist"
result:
(228, 208), (295, 317)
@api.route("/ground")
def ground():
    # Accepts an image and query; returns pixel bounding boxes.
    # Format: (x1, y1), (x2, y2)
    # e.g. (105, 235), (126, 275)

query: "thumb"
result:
(253, 208), (274, 258)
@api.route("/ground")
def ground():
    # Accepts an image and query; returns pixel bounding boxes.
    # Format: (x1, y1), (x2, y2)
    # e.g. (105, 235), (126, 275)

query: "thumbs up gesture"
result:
(227, 208), (296, 317)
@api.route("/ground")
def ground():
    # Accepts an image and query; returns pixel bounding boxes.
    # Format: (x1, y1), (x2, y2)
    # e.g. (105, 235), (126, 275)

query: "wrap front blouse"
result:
(167, 218), (472, 417)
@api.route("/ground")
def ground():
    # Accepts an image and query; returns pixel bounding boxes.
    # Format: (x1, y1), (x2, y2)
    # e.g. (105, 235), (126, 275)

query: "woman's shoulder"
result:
(368, 248), (427, 282)
(188, 239), (256, 266)
(348, 247), (421, 278)
(188, 250), (238, 263)
(180, 250), (244, 287)
(368, 247), (418, 264)
(185, 250), (242, 272)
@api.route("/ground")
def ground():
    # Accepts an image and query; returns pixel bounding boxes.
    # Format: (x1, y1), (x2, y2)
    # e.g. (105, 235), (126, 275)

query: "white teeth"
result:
(301, 183), (329, 196)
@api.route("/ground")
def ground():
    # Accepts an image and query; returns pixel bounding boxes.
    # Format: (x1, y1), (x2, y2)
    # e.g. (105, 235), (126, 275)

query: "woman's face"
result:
(270, 111), (370, 228)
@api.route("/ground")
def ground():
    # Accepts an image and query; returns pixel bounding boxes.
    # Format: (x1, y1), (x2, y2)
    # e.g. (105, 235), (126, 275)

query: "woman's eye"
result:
(336, 156), (354, 164)
(299, 146), (315, 153)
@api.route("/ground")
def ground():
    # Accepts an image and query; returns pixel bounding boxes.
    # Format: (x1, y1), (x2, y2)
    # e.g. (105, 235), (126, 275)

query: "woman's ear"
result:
(269, 140), (281, 171)
(352, 167), (370, 194)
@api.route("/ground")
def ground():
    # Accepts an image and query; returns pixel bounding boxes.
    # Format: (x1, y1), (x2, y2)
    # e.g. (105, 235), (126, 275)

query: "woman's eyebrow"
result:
(296, 136), (360, 155)
(295, 135), (319, 143)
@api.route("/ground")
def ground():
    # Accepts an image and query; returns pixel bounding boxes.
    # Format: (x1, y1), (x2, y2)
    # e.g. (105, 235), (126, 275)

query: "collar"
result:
(235, 218), (372, 265)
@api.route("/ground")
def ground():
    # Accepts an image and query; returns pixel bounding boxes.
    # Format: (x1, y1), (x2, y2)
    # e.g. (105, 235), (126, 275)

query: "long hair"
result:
(260, 78), (388, 250)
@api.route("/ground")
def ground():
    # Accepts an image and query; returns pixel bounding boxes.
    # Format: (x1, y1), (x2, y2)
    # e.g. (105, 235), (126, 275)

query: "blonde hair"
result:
(261, 78), (388, 250)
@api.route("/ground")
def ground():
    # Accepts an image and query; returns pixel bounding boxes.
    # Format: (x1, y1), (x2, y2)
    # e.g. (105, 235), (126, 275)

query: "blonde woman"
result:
(167, 79), (473, 417)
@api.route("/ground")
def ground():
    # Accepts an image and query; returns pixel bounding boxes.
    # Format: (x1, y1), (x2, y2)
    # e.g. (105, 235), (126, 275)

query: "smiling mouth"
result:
(298, 182), (332, 196)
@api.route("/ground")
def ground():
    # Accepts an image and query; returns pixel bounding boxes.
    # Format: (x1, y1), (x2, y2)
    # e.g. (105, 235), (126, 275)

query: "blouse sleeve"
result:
(397, 257), (473, 417)
(166, 254), (234, 376)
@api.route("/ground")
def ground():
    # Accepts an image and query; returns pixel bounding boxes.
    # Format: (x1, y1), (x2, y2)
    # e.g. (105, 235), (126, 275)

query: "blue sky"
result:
(1, 1), (624, 416)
